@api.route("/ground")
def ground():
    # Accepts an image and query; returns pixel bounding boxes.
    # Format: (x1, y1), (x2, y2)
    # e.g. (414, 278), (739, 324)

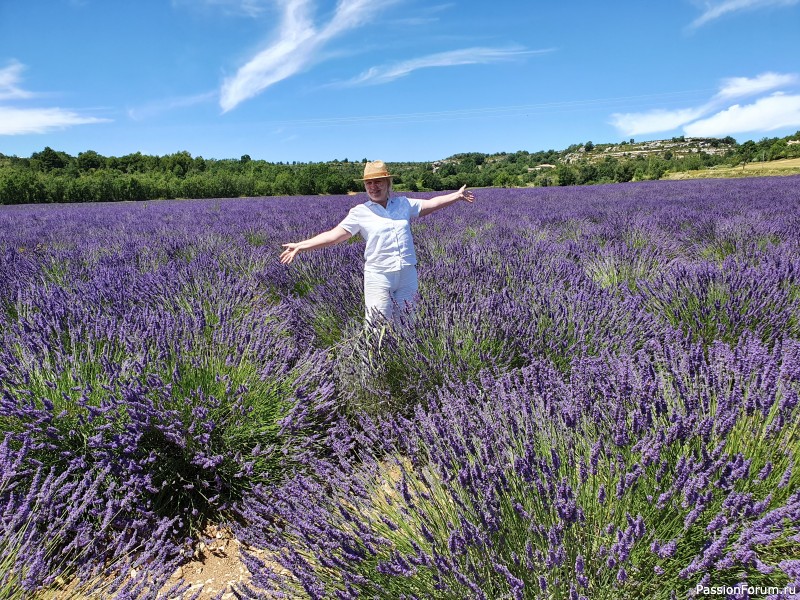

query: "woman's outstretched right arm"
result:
(280, 225), (352, 264)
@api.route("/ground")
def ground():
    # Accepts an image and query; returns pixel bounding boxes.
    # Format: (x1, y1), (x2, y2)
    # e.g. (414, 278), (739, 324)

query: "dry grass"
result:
(663, 157), (800, 180)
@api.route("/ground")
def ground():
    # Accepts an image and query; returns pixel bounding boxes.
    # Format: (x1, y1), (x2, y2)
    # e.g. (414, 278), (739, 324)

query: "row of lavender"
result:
(1, 176), (799, 598)
(247, 178), (800, 598)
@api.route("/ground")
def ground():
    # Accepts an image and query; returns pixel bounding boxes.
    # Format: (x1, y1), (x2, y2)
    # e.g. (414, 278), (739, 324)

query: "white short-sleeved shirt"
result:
(338, 196), (425, 272)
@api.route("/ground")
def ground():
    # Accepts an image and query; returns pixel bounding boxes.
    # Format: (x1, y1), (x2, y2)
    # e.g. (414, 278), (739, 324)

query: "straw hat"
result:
(360, 160), (392, 180)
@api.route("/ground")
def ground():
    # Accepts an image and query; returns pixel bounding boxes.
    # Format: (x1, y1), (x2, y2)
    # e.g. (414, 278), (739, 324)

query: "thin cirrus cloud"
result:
(688, 0), (799, 29)
(609, 72), (800, 137)
(0, 61), (109, 135)
(220, 0), (399, 112)
(0, 61), (34, 101)
(218, 0), (536, 111)
(127, 91), (218, 121)
(172, 0), (271, 18)
(0, 106), (109, 135)
(338, 46), (551, 87)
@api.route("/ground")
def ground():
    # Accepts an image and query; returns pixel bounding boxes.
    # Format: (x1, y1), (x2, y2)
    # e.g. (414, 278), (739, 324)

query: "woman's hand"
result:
(280, 242), (302, 264)
(457, 185), (475, 203)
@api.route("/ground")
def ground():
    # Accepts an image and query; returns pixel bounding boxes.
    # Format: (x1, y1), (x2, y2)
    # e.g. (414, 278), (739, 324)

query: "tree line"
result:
(1, 132), (798, 204)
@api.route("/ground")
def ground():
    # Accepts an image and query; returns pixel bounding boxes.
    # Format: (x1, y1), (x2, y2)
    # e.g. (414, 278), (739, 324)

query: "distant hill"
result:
(563, 136), (736, 163)
(430, 132), (800, 188)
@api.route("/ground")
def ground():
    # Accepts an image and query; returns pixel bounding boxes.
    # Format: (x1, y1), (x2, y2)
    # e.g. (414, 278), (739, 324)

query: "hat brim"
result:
(358, 174), (393, 181)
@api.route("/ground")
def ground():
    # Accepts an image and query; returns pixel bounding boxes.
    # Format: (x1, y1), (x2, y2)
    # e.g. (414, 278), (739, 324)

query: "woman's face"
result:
(364, 177), (391, 203)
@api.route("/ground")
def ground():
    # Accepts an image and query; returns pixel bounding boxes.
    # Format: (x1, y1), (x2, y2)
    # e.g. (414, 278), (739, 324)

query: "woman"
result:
(280, 160), (474, 321)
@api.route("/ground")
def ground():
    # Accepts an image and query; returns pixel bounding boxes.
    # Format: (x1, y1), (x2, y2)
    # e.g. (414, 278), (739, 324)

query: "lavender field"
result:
(2, 176), (800, 599)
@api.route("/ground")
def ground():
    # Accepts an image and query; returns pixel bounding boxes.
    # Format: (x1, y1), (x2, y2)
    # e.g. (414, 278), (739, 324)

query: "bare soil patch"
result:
(165, 524), (286, 599)
(163, 524), (249, 599)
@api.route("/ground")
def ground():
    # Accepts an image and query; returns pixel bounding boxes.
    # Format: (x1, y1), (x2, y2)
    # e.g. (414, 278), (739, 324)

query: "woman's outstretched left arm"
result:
(416, 185), (474, 217)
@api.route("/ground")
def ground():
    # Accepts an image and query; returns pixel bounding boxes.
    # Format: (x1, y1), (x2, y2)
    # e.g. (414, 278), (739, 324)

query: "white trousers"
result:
(364, 265), (418, 321)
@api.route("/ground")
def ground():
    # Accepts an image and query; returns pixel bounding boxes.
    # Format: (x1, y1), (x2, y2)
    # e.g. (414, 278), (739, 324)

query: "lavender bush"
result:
(0, 199), (340, 594)
(235, 177), (800, 598)
(0, 236), (335, 526)
(0, 433), (189, 598)
(1, 176), (799, 597)
(235, 333), (800, 598)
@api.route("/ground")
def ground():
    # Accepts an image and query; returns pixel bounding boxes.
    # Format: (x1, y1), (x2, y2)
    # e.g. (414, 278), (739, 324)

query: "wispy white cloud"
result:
(172, 0), (272, 18)
(689, 0), (799, 29)
(609, 107), (709, 137)
(219, 0), (315, 112)
(0, 60), (110, 135)
(610, 71), (799, 137)
(0, 61), (35, 101)
(322, 0), (394, 36)
(220, 0), (398, 112)
(219, 0), (544, 111)
(684, 92), (800, 136)
(0, 106), (109, 135)
(715, 72), (798, 99)
(339, 46), (550, 87)
(390, 2), (453, 26)
(127, 91), (217, 120)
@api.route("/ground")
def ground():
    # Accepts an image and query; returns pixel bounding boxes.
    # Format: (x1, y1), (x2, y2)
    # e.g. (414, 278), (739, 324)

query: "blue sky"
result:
(1, 0), (799, 162)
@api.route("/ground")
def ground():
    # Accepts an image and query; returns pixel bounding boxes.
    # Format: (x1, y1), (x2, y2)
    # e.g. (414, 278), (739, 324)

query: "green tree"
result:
(555, 164), (577, 186)
(162, 151), (193, 177)
(0, 169), (40, 204)
(419, 170), (442, 191)
(437, 163), (457, 177)
(614, 161), (635, 183)
(645, 157), (667, 180)
(31, 147), (68, 172)
(273, 171), (297, 196)
(576, 162), (598, 185)
(597, 157), (619, 182)
(739, 140), (757, 169)
(115, 152), (149, 174)
(768, 140), (787, 160)
(76, 150), (105, 172)
(492, 172), (516, 187)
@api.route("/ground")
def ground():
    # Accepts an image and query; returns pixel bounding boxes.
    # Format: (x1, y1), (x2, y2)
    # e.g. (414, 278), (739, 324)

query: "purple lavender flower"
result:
(5, 177), (800, 597)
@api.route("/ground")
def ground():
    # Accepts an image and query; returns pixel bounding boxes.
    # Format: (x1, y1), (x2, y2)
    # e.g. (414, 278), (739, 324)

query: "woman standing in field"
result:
(280, 160), (474, 321)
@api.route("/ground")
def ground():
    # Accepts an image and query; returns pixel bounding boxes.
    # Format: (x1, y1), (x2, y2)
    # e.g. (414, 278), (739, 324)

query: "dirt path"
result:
(165, 524), (286, 599)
